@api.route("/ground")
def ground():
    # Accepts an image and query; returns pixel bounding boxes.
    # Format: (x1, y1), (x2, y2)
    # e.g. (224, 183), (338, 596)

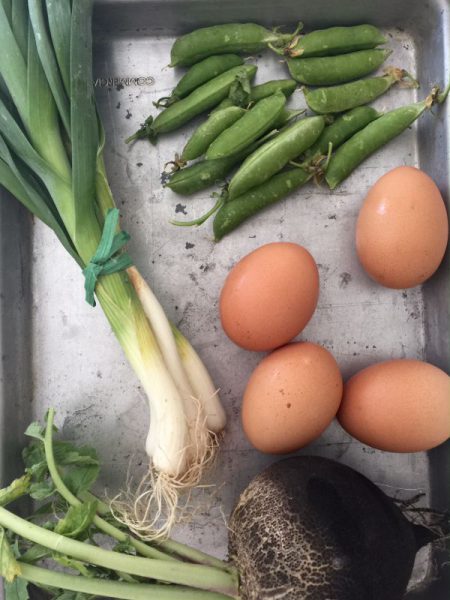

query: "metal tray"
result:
(1, 0), (449, 597)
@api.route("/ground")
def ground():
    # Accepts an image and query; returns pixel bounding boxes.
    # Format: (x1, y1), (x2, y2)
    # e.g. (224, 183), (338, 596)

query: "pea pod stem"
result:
(171, 194), (226, 227)
(125, 116), (154, 144)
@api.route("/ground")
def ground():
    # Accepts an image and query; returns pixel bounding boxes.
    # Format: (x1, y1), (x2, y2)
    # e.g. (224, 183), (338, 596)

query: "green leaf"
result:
(52, 553), (94, 578)
(62, 465), (99, 497)
(54, 501), (97, 538)
(20, 544), (50, 564)
(11, 0), (28, 59)
(228, 72), (252, 107)
(55, 592), (95, 600)
(51, 440), (99, 496)
(113, 537), (137, 556)
(0, 475), (31, 507)
(22, 441), (48, 482)
(24, 422), (45, 441)
(0, 2), (28, 124)
(0, 526), (21, 582)
(0, 0), (12, 23)
(46, 0), (71, 95)
(28, 0), (70, 135)
(4, 578), (29, 600)
(26, 18), (72, 184)
(70, 0), (100, 254)
(29, 480), (55, 501)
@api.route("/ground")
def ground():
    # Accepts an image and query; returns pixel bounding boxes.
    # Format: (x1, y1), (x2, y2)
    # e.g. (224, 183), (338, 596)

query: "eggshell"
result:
(338, 359), (450, 452)
(242, 342), (343, 454)
(220, 242), (319, 351)
(356, 166), (448, 289)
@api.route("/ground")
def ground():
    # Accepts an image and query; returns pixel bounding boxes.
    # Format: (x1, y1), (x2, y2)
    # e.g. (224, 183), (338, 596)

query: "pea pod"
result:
(284, 24), (386, 58)
(325, 87), (448, 189)
(181, 106), (246, 162)
(210, 98), (235, 114)
(154, 54), (244, 108)
(274, 108), (305, 129)
(211, 78), (297, 113)
(303, 106), (380, 161)
(287, 48), (391, 86)
(228, 115), (325, 199)
(165, 156), (241, 195)
(213, 168), (310, 240)
(249, 79), (297, 102)
(206, 92), (286, 159)
(170, 23), (299, 67)
(304, 68), (413, 114)
(126, 64), (257, 143)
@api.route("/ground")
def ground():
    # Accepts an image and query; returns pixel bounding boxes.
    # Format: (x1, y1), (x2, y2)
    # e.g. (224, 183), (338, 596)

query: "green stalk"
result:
(44, 409), (174, 563)
(0, 507), (239, 596)
(16, 562), (233, 600)
(79, 490), (232, 571)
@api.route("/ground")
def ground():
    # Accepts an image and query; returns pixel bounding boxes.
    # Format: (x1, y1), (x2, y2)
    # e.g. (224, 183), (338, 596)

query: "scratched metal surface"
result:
(0, 0), (449, 597)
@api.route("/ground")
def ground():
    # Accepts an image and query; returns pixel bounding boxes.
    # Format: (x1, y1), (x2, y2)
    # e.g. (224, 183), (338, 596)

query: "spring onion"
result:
(0, 0), (225, 539)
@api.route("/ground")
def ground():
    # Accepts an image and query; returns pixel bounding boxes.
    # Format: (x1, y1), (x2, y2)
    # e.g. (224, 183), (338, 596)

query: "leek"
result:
(0, 0), (225, 539)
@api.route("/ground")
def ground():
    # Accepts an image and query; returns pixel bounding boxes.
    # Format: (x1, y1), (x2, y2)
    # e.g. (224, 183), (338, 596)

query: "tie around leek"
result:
(0, 0), (226, 538)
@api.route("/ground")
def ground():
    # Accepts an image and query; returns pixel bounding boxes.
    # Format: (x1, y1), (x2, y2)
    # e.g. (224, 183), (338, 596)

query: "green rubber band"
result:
(83, 208), (133, 307)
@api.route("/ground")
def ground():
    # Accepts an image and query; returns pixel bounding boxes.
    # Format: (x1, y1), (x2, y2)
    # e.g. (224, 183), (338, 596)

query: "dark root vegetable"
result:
(229, 456), (436, 600)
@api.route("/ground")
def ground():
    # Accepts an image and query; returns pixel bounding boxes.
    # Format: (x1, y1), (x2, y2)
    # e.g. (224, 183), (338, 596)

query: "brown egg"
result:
(242, 342), (343, 454)
(356, 166), (448, 289)
(220, 242), (319, 351)
(338, 359), (450, 452)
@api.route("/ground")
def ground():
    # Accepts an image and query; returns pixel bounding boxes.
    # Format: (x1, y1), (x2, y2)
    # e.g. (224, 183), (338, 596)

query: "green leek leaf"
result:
(0, 0), (11, 22)
(0, 134), (79, 264)
(0, 2), (28, 125)
(26, 20), (71, 181)
(28, 0), (70, 136)
(46, 0), (71, 95)
(70, 0), (100, 258)
(11, 0), (28, 59)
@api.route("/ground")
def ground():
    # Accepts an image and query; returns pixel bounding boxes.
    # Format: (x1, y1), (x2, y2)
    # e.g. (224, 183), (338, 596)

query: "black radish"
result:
(229, 456), (437, 600)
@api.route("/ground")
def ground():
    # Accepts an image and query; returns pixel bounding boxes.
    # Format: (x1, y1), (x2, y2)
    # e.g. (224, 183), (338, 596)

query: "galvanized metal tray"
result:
(1, 0), (449, 597)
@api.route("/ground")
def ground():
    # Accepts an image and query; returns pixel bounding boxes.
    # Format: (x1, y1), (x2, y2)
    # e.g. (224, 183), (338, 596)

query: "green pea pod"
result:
(155, 54), (244, 108)
(127, 64), (257, 143)
(249, 79), (297, 102)
(206, 92), (286, 159)
(181, 106), (246, 162)
(286, 24), (386, 58)
(287, 48), (392, 86)
(325, 90), (445, 189)
(273, 107), (305, 128)
(166, 129), (279, 195)
(170, 23), (299, 67)
(303, 106), (380, 161)
(228, 115), (325, 199)
(214, 168), (310, 240)
(210, 98), (236, 115)
(304, 68), (413, 114)
(165, 156), (241, 195)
